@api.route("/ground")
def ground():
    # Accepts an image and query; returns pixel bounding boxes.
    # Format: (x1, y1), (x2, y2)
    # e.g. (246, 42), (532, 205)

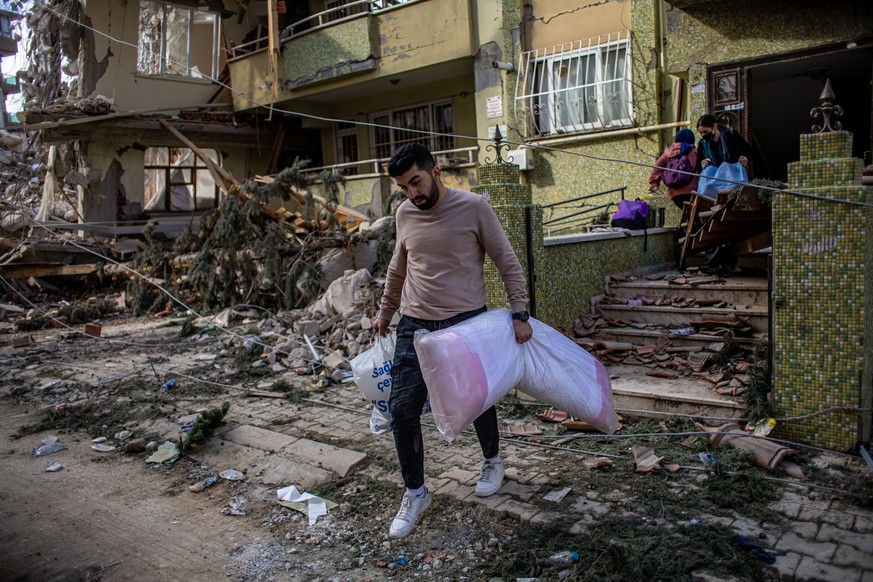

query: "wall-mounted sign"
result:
(486, 95), (503, 119)
(691, 81), (706, 94)
(724, 102), (745, 111)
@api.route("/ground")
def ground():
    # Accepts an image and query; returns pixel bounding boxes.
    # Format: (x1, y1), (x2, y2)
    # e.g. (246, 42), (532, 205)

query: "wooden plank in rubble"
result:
(254, 175), (368, 233)
(0, 263), (98, 279)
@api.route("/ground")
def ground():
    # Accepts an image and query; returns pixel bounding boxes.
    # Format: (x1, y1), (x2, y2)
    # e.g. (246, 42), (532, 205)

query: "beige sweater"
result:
(377, 187), (528, 322)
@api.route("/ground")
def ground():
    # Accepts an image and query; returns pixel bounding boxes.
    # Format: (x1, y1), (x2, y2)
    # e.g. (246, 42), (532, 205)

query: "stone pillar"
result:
(473, 163), (544, 317)
(772, 130), (873, 451)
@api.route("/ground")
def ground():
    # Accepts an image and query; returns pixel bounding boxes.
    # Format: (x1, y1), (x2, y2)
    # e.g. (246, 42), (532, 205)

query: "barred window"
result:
(517, 32), (633, 137)
(370, 101), (454, 159)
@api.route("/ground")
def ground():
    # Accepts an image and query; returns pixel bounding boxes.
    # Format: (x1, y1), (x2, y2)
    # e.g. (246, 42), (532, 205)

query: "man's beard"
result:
(412, 178), (440, 210)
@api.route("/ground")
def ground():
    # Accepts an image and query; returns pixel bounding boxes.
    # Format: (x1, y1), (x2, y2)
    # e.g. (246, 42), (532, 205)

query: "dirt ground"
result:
(2, 312), (873, 582)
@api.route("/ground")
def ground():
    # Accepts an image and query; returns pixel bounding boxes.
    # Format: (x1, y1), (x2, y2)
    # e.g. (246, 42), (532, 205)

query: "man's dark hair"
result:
(696, 114), (717, 129)
(387, 143), (435, 177)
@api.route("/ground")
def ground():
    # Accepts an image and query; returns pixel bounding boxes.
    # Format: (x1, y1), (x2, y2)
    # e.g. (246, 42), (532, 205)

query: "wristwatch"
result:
(511, 310), (530, 323)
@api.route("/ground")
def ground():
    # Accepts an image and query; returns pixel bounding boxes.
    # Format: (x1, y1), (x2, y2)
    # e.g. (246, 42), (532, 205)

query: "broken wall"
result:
(83, 0), (253, 110)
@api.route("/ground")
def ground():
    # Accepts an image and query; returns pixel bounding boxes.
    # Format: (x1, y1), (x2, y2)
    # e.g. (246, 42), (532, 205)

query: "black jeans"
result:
(389, 306), (499, 489)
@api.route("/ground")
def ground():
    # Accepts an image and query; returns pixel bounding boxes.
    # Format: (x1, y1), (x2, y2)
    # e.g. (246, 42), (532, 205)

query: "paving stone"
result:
(775, 532), (837, 562)
(817, 524), (873, 553)
(797, 502), (832, 523)
(281, 437), (367, 477)
(223, 424), (298, 452)
(818, 508), (857, 530)
(854, 515), (873, 534)
(793, 556), (861, 582)
(730, 515), (763, 538)
(464, 493), (509, 510)
(529, 510), (570, 529)
(437, 466), (479, 486)
(832, 543), (873, 569)
(764, 552), (800, 582)
(862, 570), (873, 582)
(569, 497), (611, 518)
(569, 514), (600, 534)
(432, 479), (474, 503)
(691, 573), (744, 582)
(771, 497), (803, 519)
(498, 480), (540, 502)
(494, 498), (540, 522)
(789, 520), (819, 540)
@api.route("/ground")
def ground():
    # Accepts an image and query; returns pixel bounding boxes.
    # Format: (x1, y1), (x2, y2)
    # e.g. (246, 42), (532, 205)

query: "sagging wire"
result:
(29, 0), (873, 210)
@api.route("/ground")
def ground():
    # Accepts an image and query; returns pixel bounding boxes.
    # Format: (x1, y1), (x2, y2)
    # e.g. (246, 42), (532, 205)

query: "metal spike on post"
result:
(484, 124), (511, 165)
(810, 78), (844, 133)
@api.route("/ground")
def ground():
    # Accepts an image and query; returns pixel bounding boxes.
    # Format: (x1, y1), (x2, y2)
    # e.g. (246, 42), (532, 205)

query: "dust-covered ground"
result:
(2, 311), (873, 582)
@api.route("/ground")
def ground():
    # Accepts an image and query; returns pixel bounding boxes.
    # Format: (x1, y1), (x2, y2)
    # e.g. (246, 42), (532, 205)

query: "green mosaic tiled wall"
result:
(475, 162), (674, 329)
(772, 130), (873, 452)
(539, 233), (674, 328)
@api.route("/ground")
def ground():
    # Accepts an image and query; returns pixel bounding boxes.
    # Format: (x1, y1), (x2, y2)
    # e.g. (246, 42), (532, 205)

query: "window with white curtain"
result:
(517, 32), (633, 137)
(143, 147), (220, 212)
(137, 1), (219, 79)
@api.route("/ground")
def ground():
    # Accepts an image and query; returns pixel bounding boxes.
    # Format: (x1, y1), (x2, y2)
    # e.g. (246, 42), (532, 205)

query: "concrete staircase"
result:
(588, 266), (770, 420)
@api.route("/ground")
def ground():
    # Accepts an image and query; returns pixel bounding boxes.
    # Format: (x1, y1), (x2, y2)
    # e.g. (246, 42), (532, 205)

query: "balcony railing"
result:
(229, 0), (418, 60)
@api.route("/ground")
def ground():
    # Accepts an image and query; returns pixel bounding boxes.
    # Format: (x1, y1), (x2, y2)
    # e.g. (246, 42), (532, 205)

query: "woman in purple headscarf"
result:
(648, 128), (699, 209)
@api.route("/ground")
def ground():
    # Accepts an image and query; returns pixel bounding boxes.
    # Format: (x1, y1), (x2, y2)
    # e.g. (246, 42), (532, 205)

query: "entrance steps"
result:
(587, 267), (769, 421)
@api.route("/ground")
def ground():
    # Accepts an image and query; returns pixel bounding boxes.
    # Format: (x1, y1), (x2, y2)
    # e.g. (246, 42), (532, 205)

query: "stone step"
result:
(607, 364), (746, 421)
(593, 326), (764, 349)
(607, 275), (769, 307)
(597, 304), (769, 334)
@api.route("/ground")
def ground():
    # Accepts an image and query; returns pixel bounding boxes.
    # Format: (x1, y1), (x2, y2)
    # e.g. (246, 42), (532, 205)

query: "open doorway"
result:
(709, 43), (873, 182)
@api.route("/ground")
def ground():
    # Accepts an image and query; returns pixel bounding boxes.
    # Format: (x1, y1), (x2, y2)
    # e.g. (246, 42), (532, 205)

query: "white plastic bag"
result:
(352, 334), (396, 433)
(352, 333), (430, 435)
(519, 318), (620, 435)
(697, 161), (747, 199)
(415, 309), (620, 440)
(414, 312), (524, 440)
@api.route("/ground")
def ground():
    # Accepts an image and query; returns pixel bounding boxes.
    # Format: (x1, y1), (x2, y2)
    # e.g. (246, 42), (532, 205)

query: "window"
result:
(370, 101), (455, 159)
(143, 147), (220, 212)
(137, 1), (219, 79)
(517, 32), (633, 137)
(335, 121), (359, 176)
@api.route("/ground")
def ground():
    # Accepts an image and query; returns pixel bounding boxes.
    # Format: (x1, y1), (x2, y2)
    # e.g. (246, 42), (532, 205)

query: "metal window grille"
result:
(369, 100), (454, 158)
(516, 31), (633, 137)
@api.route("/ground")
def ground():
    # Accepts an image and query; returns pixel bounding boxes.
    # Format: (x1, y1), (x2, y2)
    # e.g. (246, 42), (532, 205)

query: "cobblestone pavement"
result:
(221, 380), (873, 582)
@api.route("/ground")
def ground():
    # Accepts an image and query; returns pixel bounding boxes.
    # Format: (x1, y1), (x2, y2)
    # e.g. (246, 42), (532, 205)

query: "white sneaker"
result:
(475, 458), (505, 497)
(389, 489), (432, 538)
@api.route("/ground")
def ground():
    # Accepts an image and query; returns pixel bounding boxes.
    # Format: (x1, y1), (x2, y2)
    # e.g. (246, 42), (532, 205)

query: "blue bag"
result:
(697, 161), (748, 199)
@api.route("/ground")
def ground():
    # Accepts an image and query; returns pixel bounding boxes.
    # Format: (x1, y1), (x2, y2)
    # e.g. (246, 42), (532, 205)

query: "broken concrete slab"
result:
(280, 437), (366, 477)
(254, 454), (335, 488)
(222, 424), (298, 452)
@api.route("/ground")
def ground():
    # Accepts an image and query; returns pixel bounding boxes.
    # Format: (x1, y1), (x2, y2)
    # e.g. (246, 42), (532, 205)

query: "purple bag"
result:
(663, 155), (694, 187)
(610, 199), (649, 230)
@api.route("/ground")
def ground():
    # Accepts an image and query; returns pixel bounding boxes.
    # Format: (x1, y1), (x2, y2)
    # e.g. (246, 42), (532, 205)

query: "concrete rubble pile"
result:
(185, 267), (387, 380)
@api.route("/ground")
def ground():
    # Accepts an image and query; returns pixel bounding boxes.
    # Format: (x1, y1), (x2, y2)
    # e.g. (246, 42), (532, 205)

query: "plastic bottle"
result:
(548, 551), (579, 565)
